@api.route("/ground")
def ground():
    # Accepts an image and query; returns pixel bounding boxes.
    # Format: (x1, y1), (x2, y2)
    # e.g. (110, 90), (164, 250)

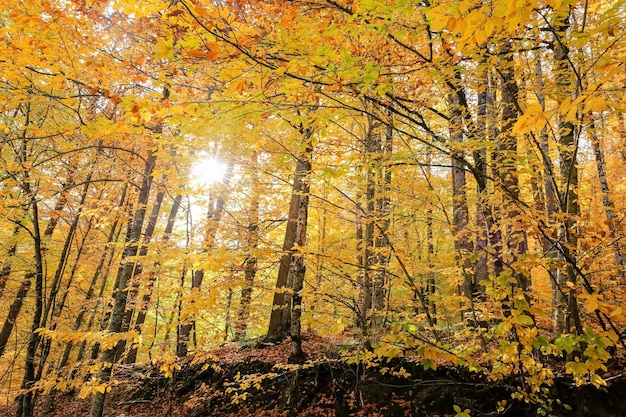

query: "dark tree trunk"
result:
(16, 197), (45, 417)
(288, 129), (313, 364)
(266, 145), (311, 342)
(89, 151), (157, 417)
(497, 40), (528, 291)
(0, 226), (20, 299)
(126, 193), (182, 364)
(236, 152), (260, 340)
(552, 12), (582, 335)
(115, 182), (166, 362)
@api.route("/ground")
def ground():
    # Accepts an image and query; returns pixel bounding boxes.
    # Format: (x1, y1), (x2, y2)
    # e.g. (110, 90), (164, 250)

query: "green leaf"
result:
(514, 314), (534, 326)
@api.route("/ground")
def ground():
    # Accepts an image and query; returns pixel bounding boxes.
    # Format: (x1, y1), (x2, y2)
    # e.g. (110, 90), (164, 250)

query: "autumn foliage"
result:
(1, 0), (626, 416)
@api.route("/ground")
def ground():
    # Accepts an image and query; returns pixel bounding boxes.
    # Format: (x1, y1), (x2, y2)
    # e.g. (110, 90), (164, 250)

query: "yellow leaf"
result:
(590, 373), (607, 387)
(155, 38), (175, 60)
(525, 103), (543, 116)
(428, 6), (448, 32)
(474, 28), (486, 45)
(584, 294), (600, 313)
(584, 96), (606, 113)
(512, 114), (532, 135)
(446, 16), (457, 32)
(564, 105), (578, 123)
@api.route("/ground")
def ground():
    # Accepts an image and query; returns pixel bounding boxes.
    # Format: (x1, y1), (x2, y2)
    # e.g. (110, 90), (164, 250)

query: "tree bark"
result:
(89, 150), (156, 417)
(126, 193), (182, 364)
(115, 181), (166, 361)
(288, 129), (313, 364)
(266, 145), (312, 342)
(235, 152), (260, 340)
(553, 12), (582, 335)
(449, 88), (473, 305)
(589, 120), (625, 280)
(177, 161), (233, 356)
(16, 196), (45, 417)
(0, 226), (20, 299)
(497, 40), (528, 291)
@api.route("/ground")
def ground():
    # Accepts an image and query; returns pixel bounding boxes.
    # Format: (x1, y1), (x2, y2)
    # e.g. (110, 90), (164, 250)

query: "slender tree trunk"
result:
(289, 129), (313, 364)
(553, 12), (582, 335)
(126, 193), (182, 364)
(115, 182), (166, 361)
(427, 216), (437, 322)
(449, 88), (473, 307)
(360, 116), (377, 329)
(266, 147), (311, 342)
(373, 114), (393, 325)
(355, 202), (365, 326)
(473, 71), (490, 291)
(0, 279), (31, 358)
(89, 151), (157, 417)
(0, 226), (20, 299)
(224, 288), (233, 341)
(16, 197), (45, 417)
(497, 40), (528, 291)
(235, 153), (260, 340)
(177, 162), (232, 357)
(589, 120), (625, 280)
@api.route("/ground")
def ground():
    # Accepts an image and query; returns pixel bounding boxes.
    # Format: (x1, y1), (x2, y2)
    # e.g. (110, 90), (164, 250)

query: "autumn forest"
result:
(1, 0), (626, 415)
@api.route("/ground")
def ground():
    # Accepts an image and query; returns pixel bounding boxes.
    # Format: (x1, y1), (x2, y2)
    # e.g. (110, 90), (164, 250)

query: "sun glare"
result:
(191, 157), (228, 185)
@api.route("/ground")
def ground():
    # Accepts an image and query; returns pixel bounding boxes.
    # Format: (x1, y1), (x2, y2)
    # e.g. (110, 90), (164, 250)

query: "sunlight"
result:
(190, 155), (228, 186)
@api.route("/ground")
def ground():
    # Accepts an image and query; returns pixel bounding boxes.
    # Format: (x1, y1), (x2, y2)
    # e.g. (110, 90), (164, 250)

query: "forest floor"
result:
(1, 334), (625, 417)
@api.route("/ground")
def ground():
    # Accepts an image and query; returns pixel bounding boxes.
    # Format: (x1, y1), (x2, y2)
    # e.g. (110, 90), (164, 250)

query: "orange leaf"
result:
(206, 43), (220, 61)
(188, 49), (207, 58)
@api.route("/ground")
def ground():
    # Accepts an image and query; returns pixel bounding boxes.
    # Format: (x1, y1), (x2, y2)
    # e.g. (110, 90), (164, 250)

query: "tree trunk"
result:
(360, 115), (377, 329)
(89, 150), (156, 417)
(16, 197), (45, 417)
(497, 40), (528, 291)
(266, 144), (312, 342)
(473, 70), (491, 292)
(177, 161), (233, 356)
(449, 88), (473, 306)
(0, 279), (31, 358)
(288, 129), (313, 364)
(372, 113), (393, 326)
(115, 182), (166, 361)
(235, 152), (260, 340)
(0, 226), (20, 299)
(553, 13), (582, 335)
(126, 193), (182, 364)
(589, 120), (625, 280)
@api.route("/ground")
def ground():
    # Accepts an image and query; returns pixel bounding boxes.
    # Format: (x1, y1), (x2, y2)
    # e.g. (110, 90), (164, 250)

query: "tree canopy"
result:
(1, 0), (626, 416)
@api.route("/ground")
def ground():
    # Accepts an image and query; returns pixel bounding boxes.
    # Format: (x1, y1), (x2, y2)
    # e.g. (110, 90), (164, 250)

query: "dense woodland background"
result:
(1, 0), (626, 416)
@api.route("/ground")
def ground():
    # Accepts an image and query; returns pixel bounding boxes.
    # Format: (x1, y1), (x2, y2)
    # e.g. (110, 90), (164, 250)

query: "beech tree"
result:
(2, 0), (626, 414)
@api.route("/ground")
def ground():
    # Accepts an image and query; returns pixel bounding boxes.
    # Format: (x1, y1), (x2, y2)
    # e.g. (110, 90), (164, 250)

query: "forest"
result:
(1, 0), (626, 416)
